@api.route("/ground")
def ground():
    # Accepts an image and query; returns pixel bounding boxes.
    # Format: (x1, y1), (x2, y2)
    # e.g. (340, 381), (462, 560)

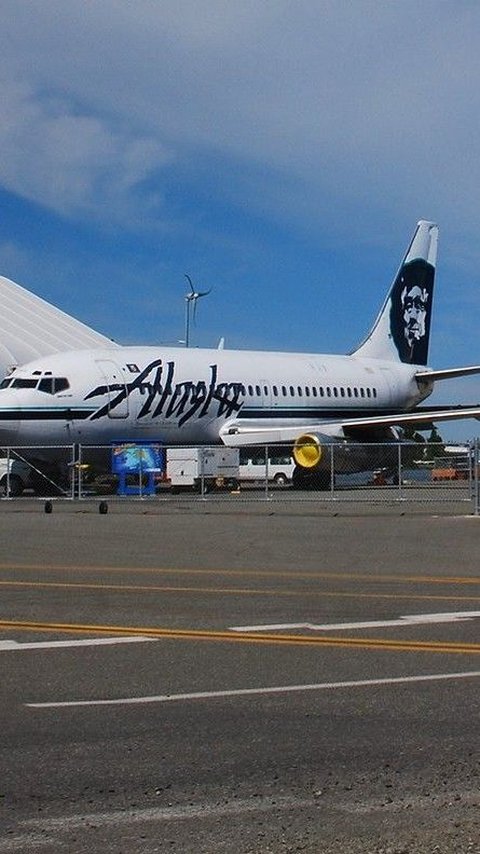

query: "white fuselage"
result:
(0, 345), (431, 448)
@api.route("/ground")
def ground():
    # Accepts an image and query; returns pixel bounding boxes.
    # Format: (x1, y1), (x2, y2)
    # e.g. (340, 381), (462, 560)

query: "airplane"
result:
(1, 219), (480, 488)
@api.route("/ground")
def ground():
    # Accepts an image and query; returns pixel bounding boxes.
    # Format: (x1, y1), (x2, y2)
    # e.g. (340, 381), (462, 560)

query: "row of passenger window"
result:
(244, 384), (377, 400)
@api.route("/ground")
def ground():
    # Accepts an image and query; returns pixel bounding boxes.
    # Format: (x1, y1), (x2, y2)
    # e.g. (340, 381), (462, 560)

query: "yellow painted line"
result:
(1, 578), (480, 603)
(0, 562), (479, 586)
(1, 619), (480, 655)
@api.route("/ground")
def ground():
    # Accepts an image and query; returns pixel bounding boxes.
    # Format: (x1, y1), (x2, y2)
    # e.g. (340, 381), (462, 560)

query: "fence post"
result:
(70, 445), (75, 500)
(475, 438), (479, 516)
(265, 444), (269, 500)
(397, 443), (402, 500)
(77, 444), (82, 500)
(200, 448), (206, 498)
(330, 445), (335, 497)
(468, 441), (474, 501)
(6, 446), (10, 498)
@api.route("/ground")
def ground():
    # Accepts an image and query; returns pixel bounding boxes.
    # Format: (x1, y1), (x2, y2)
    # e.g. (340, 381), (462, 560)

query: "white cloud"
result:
(0, 78), (170, 222)
(0, 1), (480, 241)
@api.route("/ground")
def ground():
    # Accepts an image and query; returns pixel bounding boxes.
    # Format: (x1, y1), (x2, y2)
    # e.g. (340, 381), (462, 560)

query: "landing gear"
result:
(292, 466), (332, 490)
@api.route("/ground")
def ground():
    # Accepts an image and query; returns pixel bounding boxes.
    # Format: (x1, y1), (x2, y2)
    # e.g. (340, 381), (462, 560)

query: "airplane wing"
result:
(0, 274), (119, 377)
(416, 366), (480, 381)
(220, 405), (480, 447)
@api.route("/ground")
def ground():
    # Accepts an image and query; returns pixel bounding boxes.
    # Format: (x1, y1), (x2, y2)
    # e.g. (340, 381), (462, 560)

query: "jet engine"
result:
(291, 433), (332, 489)
(292, 428), (401, 489)
(292, 433), (327, 470)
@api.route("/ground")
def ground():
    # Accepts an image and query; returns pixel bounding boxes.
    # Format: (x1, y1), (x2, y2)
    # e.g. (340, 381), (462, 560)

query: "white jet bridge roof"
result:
(0, 274), (119, 377)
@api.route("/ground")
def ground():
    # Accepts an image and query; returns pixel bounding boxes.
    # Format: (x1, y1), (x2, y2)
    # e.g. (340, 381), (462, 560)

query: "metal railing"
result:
(0, 441), (478, 509)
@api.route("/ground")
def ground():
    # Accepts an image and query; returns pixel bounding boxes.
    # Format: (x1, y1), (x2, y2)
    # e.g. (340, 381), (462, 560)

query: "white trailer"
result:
(166, 447), (240, 491)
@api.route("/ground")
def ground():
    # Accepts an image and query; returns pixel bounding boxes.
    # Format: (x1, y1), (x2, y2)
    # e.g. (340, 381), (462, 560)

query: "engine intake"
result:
(293, 433), (323, 469)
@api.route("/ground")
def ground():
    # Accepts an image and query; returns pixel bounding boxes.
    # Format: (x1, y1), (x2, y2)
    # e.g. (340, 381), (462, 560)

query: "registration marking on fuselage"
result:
(229, 611), (480, 632)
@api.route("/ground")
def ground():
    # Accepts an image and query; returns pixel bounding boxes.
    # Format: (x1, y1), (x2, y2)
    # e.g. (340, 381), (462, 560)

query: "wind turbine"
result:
(184, 274), (211, 347)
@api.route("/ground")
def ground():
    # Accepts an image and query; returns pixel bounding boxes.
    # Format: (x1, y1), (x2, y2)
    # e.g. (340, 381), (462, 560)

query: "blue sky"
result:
(1, 1), (480, 439)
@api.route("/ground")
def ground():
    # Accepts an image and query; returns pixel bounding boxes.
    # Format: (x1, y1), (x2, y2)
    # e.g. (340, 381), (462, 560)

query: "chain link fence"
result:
(0, 441), (479, 509)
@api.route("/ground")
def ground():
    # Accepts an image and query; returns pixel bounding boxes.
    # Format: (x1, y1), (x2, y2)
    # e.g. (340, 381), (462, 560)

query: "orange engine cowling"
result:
(292, 433), (324, 469)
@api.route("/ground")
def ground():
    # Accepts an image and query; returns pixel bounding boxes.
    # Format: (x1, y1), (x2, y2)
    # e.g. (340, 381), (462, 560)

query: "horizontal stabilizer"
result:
(0, 275), (118, 378)
(416, 365), (480, 382)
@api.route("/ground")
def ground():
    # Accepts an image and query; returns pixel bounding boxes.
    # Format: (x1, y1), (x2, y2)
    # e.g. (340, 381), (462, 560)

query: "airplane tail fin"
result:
(352, 220), (438, 366)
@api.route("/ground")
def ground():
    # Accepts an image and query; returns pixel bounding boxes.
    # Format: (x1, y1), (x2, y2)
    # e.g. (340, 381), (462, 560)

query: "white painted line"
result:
(16, 794), (316, 834)
(0, 636), (156, 651)
(26, 670), (480, 708)
(229, 611), (480, 633)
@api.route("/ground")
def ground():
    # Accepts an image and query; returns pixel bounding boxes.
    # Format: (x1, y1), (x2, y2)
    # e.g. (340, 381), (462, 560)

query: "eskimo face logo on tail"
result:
(389, 258), (434, 365)
(84, 360), (244, 425)
(401, 284), (428, 348)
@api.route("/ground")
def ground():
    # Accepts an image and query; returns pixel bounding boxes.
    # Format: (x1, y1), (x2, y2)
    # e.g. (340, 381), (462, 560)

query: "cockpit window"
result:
(0, 378), (12, 389)
(38, 378), (53, 394)
(11, 379), (38, 389)
(38, 377), (70, 395)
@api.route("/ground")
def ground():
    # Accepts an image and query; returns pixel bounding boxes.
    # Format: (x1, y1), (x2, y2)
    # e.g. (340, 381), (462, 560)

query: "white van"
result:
(239, 448), (295, 485)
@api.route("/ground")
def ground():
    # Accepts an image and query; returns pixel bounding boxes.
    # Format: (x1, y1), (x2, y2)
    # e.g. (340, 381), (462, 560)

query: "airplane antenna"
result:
(184, 274), (211, 347)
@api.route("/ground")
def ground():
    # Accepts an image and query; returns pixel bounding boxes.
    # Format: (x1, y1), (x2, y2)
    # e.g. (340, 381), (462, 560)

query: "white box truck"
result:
(166, 447), (240, 491)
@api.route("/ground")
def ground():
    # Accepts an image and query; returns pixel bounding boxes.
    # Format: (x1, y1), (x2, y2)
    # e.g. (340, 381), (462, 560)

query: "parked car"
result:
(0, 456), (33, 496)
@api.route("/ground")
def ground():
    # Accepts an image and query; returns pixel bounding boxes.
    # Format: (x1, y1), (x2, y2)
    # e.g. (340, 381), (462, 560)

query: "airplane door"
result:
(95, 359), (129, 418)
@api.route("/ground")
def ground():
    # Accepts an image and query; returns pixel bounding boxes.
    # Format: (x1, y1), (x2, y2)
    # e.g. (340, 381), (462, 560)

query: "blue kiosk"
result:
(112, 444), (165, 496)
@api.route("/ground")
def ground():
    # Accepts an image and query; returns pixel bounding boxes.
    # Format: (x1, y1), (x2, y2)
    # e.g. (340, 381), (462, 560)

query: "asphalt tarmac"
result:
(0, 500), (480, 853)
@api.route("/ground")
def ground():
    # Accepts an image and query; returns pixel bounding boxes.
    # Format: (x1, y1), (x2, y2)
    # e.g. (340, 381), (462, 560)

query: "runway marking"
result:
(0, 636), (155, 651)
(6, 794), (317, 834)
(1, 578), (480, 603)
(230, 611), (480, 632)
(2, 618), (480, 654)
(26, 669), (480, 708)
(0, 562), (480, 586)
